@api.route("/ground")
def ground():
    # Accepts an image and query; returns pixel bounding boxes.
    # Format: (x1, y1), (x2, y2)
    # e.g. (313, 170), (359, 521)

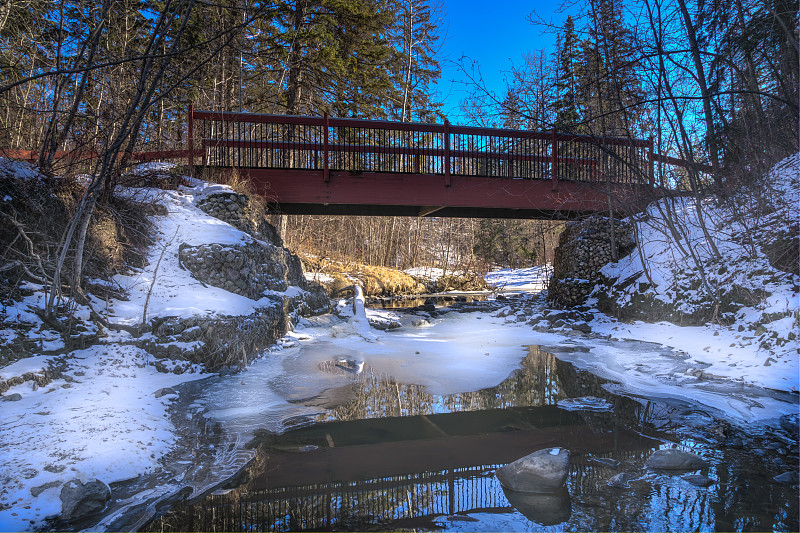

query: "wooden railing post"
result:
(323, 112), (330, 182)
(187, 104), (194, 177)
(508, 136), (514, 178)
(443, 119), (451, 187)
(551, 130), (559, 189)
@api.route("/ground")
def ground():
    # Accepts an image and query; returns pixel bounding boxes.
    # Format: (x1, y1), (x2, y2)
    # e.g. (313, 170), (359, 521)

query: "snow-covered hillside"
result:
(0, 162), (322, 531)
(593, 154), (799, 391)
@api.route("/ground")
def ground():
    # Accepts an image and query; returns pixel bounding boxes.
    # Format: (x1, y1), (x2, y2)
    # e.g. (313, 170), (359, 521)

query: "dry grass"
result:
(0, 166), (157, 303)
(300, 253), (427, 297)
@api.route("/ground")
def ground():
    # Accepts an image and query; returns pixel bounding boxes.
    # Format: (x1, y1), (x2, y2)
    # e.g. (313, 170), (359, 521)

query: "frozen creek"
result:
(94, 298), (797, 531)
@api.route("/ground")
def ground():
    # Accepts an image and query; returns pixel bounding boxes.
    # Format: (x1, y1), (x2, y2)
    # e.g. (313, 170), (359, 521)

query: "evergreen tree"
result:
(553, 16), (583, 132)
(581, 0), (647, 137)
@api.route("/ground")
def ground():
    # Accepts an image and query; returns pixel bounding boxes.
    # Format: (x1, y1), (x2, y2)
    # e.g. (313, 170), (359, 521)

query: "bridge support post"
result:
(444, 119), (451, 187)
(323, 112), (330, 182)
(551, 130), (559, 191)
(187, 104), (194, 177)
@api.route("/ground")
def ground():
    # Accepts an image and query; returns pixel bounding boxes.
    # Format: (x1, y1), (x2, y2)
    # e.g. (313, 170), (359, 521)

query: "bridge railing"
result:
(189, 108), (655, 186)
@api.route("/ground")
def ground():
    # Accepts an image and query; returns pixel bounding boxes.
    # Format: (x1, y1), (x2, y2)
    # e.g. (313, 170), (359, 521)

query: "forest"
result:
(0, 0), (797, 294)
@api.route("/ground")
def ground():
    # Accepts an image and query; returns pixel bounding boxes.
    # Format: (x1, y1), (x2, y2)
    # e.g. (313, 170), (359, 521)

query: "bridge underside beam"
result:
(240, 169), (653, 219)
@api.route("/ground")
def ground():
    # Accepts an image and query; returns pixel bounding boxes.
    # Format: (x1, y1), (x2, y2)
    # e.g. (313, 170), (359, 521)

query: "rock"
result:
(502, 486), (571, 526)
(154, 387), (177, 398)
(571, 322), (592, 334)
(31, 480), (62, 497)
(2, 393), (22, 401)
(645, 449), (709, 471)
(495, 447), (570, 493)
(60, 479), (111, 521)
(682, 474), (713, 487)
(723, 436), (743, 448)
(607, 472), (634, 488)
(773, 471), (799, 485)
(779, 413), (799, 436)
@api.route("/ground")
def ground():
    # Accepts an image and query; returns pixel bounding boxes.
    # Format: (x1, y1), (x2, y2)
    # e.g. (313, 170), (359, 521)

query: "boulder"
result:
(645, 449), (709, 471)
(60, 479), (111, 521)
(2, 393), (22, 401)
(773, 471), (799, 485)
(571, 322), (592, 334)
(779, 413), (799, 436)
(495, 447), (570, 493)
(682, 474), (713, 487)
(154, 387), (177, 398)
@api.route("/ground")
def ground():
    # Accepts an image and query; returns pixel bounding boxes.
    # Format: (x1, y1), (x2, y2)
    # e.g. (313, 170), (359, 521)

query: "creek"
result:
(112, 298), (797, 532)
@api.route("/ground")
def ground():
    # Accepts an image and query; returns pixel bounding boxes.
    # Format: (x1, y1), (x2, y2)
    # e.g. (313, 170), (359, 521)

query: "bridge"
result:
(188, 108), (662, 219)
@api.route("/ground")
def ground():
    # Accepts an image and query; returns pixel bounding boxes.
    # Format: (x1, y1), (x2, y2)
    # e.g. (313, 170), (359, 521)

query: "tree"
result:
(582, 0), (648, 137)
(553, 16), (583, 132)
(388, 0), (443, 122)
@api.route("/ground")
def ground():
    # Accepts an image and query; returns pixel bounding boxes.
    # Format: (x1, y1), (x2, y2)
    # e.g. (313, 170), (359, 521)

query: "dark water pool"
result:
(143, 347), (799, 532)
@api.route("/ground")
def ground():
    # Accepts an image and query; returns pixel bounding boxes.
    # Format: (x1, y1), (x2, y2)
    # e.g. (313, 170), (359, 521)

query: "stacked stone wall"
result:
(547, 216), (634, 307)
(196, 192), (282, 247)
(145, 190), (329, 369)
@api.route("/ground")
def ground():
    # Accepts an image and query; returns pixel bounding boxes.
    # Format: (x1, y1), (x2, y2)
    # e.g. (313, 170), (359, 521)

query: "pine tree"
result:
(581, 0), (646, 137)
(553, 16), (582, 132)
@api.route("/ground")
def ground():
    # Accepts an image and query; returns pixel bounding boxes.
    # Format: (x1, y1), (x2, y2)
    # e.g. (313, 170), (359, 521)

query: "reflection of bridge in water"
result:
(155, 398), (659, 532)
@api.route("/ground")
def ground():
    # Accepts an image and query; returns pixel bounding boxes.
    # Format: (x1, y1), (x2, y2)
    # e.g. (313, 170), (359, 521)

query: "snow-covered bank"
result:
(589, 155), (799, 392)
(0, 162), (323, 530)
(0, 345), (201, 531)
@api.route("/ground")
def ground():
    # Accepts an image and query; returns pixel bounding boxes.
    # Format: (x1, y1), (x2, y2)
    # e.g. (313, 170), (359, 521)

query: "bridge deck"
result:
(189, 109), (658, 218)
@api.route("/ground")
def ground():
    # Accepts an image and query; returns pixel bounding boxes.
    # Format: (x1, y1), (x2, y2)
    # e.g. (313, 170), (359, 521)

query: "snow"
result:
(305, 271), (335, 284)
(588, 318), (798, 393)
(0, 157), (39, 180)
(587, 154), (800, 392)
(486, 264), (551, 292)
(0, 345), (202, 531)
(403, 266), (465, 281)
(109, 182), (287, 324)
(0, 166), (308, 530)
(0, 355), (51, 381)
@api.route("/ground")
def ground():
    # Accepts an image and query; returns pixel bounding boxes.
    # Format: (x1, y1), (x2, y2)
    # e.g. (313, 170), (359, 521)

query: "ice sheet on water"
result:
(550, 338), (796, 426)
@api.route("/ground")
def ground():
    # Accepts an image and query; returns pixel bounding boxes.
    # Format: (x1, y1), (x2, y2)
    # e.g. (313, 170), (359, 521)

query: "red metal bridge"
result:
(189, 108), (660, 219)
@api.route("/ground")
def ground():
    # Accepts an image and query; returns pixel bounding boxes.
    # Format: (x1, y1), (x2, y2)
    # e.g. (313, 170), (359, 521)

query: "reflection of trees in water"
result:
(145, 345), (799, 532)
(319, 346), (567, 423)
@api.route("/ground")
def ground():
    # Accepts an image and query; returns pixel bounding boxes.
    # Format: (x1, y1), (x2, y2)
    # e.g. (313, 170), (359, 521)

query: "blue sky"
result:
(437, 0), (574, 120)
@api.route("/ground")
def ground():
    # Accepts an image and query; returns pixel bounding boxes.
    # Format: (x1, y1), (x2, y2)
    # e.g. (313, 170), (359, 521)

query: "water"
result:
(144, 344), (799, 532)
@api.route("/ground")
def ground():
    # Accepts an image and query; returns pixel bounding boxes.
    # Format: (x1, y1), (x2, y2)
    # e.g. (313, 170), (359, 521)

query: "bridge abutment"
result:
(547, 217), (635, 307)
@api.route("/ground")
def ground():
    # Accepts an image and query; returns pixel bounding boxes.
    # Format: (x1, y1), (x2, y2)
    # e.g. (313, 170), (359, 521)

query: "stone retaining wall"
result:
(196, 192), (282, 247)
(146, 190), (329, 370)
(547, 216), (634, 307)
